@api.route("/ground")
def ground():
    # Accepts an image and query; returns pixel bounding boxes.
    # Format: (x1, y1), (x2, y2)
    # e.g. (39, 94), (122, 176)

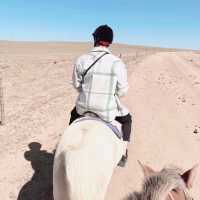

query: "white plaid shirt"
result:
(72, 46), (129, 122)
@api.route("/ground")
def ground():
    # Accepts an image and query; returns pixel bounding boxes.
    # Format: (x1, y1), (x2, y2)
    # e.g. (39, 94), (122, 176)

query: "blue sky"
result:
(0, 0), (200, 49)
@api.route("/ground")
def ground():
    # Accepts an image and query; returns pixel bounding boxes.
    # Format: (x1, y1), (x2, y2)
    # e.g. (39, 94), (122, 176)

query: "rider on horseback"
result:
(69, 25), (132, 167)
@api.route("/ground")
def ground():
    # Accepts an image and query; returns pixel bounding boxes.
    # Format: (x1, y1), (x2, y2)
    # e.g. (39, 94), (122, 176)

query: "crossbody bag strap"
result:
(82, 52), (109, 82)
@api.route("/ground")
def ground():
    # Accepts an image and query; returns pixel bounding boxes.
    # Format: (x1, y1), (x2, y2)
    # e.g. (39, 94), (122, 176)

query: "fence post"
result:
(0, 78), (5, 125)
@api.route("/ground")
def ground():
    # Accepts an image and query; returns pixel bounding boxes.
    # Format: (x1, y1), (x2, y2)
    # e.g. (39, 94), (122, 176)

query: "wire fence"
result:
(0, 77), (5, 125)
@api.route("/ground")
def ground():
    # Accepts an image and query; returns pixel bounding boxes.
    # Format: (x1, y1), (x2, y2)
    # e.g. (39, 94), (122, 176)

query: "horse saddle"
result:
(73, 116), (123, 140)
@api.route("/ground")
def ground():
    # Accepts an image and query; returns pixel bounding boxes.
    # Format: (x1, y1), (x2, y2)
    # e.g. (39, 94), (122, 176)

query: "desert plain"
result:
(0, 41), (200, 199)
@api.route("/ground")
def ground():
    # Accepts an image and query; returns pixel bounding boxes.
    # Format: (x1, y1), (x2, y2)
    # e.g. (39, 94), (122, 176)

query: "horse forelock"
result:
(125, 167), (192, 200)
(142, 167), (185, 199)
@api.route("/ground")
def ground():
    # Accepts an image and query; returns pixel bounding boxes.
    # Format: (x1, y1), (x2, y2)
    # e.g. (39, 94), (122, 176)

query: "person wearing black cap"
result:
(69, 25), (132, 167)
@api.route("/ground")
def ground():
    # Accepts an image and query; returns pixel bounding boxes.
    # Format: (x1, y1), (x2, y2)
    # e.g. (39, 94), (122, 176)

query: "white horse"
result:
(53, 118), (127, 200)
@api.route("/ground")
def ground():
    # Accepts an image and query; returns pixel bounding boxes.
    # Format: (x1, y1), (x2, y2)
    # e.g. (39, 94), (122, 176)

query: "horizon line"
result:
(0, 39), (198, 51)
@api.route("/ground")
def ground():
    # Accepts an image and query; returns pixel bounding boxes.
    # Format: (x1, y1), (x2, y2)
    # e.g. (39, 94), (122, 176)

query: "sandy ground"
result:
(0, 41), (200, 200)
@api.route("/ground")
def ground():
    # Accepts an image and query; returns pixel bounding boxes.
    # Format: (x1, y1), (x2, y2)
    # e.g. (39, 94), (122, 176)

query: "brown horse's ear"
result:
(181, 164), (199, 189)
(138, 160), (156, 177)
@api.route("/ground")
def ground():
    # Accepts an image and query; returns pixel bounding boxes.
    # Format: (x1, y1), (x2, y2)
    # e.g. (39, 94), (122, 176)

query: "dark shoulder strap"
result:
(82, 52), (109, 80)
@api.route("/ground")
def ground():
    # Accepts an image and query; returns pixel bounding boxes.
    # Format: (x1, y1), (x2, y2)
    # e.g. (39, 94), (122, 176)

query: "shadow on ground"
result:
(17, 142), (55, 200)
